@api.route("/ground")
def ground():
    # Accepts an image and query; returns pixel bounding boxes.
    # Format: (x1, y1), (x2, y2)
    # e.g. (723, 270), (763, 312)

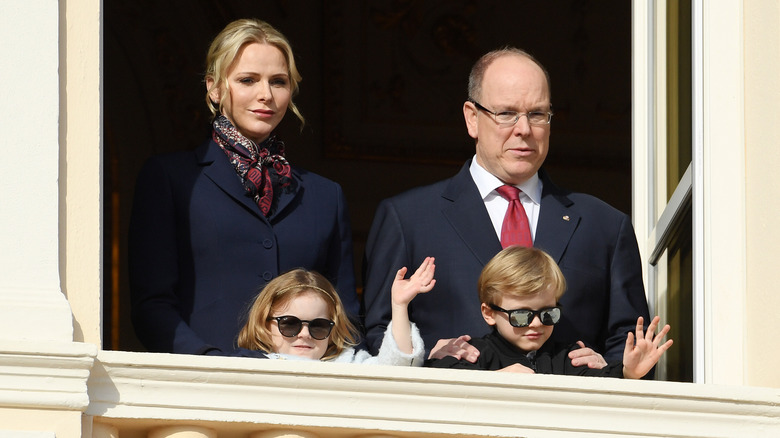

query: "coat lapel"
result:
(534, 170), (579, 263)
(198, 140), (266, 220)
(267, 172), (302, 222)
(441, 161), (503, 265)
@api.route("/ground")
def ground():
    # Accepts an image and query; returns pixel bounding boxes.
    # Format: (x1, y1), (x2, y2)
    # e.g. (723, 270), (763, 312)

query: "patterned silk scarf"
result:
(212, 115), (292, 216)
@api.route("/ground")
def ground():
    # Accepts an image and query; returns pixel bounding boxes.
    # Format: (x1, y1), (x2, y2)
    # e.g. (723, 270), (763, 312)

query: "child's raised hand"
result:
(622, 316), (673, 379)
(391, 257), (436, 307)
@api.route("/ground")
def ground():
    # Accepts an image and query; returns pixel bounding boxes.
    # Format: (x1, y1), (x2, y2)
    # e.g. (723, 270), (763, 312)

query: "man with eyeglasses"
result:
(362, 47), (651, 369)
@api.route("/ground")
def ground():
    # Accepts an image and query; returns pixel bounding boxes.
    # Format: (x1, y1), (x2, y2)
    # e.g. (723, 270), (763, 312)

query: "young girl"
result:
(237, 258), (436, 365)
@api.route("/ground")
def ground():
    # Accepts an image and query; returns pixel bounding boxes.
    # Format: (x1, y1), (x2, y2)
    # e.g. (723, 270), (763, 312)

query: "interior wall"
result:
(105, 0), (632, 352)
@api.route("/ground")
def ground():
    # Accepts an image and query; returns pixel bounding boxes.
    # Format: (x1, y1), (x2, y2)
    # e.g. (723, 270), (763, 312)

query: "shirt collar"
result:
(469, 155), (542, 204)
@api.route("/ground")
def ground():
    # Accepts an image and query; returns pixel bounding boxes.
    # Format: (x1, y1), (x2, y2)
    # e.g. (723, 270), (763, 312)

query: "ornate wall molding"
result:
(0, 341), (96, 411)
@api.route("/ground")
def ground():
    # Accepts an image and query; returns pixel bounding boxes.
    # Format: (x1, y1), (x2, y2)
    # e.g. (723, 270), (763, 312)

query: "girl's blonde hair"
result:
(237, 269), (359, 360)
(478, 246), (566, 305)
(204, 18), (305, 127)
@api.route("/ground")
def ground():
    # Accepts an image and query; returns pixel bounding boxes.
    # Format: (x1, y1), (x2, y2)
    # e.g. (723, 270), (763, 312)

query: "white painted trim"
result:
(62, 0), (103, 347)
(648, 165), (692, 265)
(700, 0), (747, 386)
(632, 0), (654, 304)
(0, 341), (96, 411)
(0, 0), (74, 344)
(691, 0), (706, 385)
(87, 351), (780, 437)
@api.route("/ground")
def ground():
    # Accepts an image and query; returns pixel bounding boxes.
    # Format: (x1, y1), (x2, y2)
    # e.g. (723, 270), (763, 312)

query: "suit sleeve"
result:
(128, 159), (265, 358)
(128, 158), (207, 354)
(362, 199), (409, 354)
(328, 184), (360, 318)
(604, 215), (651, 360)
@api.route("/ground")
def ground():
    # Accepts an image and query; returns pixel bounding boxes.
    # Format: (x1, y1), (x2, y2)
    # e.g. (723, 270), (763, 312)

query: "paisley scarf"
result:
(212, 114), (292, 216)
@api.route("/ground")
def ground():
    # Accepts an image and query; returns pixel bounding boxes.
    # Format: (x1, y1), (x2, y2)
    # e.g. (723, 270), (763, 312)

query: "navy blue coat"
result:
(129, 139), (359, 356)
(362, 160), (649, 361)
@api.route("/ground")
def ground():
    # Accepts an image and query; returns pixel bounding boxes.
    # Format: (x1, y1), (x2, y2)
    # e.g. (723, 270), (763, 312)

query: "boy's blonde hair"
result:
(237, 269), (359, 360)
(478, 246), (566, 305)
(204, 18), (305, 126)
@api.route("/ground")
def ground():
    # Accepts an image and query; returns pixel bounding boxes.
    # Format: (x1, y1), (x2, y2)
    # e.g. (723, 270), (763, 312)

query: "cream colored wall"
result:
(744, 0), (780, 389)
(0, 1), (99, 437)
(0, 409), (84, 437)
(0, 2), (779, 438)
(62, 0), (103, 347)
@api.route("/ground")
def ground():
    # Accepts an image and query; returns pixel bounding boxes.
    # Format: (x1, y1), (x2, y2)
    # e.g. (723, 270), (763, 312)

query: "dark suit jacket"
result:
(129, 139), (359, 356)
(428, 330), (624, 377)
(362, 160), (649, 361)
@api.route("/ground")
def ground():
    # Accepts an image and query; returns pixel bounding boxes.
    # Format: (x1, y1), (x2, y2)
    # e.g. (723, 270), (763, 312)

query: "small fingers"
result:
(415, 257), (432, 274)
(635, 316), (645, 340)
(653, 324), (672, 347)
(646, 315), (661, 341)
(412, 257), (436, 282)
(395, 266), (408, 281)
(658, 339), (674, 354)
(418, 279), (436, 294)
(625, 331), (635, 350)
(568, 341), (590, 359)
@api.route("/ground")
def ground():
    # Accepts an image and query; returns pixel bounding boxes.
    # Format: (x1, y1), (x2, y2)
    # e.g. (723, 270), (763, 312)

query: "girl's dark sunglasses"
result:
(268, 315), (335, 340)
(489, 304), (561, 327)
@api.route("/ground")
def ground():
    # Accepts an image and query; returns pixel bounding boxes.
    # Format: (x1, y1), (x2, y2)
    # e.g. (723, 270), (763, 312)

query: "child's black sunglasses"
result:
(268, 315), (335, 340)
(489, 304), (561, 327)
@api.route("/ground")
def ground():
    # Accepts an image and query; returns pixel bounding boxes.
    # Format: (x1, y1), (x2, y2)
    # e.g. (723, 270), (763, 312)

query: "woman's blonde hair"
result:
(204, 18), (305, 127)
(237, 269), (359, 360)
(478, 246), (566, 305)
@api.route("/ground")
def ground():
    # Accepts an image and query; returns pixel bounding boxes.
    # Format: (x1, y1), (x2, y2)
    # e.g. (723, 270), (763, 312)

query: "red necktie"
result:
(496, 185), (533, 248)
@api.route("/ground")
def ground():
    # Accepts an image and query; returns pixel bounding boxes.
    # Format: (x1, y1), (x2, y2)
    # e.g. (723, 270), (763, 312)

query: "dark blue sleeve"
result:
(362, 199), (408, 354)
(128, 157), (213, 355)
(604, 215), (651, 361)
(330, 183), (360, 318)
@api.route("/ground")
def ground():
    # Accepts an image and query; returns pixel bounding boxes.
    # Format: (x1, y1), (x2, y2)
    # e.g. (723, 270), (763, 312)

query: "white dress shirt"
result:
(469, 156), (543, 242)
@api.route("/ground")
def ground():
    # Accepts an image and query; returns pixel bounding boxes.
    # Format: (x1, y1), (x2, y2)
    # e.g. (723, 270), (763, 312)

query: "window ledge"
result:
(87, 350), (780, 437)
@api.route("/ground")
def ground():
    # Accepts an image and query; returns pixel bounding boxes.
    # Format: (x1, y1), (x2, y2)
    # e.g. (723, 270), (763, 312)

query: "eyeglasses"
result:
(489, 304), (561, 327)
(469, 99), (553, 126)
(268, 315), (335, 340)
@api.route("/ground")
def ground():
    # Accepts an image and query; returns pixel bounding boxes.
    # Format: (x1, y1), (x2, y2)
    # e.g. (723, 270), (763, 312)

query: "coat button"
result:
(262, 271), (273, 281)
(262, 238), (274, 249)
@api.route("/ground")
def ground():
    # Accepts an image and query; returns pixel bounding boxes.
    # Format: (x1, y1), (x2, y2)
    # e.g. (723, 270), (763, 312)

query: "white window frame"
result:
(632, 0), (746, 385)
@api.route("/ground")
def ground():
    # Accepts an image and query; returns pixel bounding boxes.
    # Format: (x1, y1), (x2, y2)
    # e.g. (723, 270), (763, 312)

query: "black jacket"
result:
(428, 330), (624, 377)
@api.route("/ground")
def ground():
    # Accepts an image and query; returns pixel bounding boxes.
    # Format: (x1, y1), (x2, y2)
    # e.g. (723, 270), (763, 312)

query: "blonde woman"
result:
(129, 19), (358, 357)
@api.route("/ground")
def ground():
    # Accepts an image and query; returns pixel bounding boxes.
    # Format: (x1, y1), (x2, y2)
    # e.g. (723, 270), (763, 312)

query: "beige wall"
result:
(62, 0), (102, 347)
(0, 409), (84, 437)
(744, 0), (780, 388)
(0, 1), (780, 437)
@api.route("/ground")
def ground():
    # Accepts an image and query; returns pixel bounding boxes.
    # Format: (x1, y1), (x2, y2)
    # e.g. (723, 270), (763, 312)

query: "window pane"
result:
(656, 206), (693, 382)
(666, 0), (692, 200)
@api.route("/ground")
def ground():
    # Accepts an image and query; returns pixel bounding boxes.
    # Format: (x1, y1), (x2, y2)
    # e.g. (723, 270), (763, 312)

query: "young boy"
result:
(428, 246), (672, 378)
